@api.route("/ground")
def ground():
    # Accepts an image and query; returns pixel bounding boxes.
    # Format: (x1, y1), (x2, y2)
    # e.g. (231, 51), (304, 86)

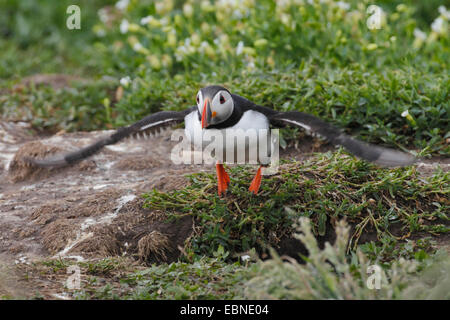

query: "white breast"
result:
(184, 110), (272, 164)
(229, 110), (269, 131)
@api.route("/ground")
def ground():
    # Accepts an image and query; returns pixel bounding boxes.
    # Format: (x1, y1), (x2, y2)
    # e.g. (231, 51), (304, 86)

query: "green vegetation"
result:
(22, 254), (251, 299)
(144, 153), (448, 258)
(0, 0), (112, 79)
(245, 218), (450, 299)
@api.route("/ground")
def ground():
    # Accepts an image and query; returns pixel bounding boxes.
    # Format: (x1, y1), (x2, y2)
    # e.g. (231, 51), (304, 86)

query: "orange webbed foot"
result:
(216, 163), (230, 196)
(248, 166), (262, 195)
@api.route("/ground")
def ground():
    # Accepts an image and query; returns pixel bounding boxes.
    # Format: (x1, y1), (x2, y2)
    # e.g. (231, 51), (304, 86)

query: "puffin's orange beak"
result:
(201, 98), (211, 129)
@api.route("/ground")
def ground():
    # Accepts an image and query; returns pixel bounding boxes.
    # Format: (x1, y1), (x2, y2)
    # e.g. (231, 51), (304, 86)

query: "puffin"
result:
(26, 85), (416, 195)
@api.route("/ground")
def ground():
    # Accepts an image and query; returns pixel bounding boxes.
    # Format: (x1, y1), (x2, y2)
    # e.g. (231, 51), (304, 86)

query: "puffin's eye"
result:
(196, 95), (200, 104)
(220, 95), (225, 104)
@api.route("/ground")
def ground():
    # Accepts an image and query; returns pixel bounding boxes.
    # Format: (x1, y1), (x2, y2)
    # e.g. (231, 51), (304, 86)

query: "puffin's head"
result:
(196, 85), (234, 128)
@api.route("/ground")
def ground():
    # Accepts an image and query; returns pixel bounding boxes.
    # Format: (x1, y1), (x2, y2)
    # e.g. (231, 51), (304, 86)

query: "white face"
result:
(196, 90), (204, 113)
(196, 89), (234, 126)
(210, 90), (233, 123)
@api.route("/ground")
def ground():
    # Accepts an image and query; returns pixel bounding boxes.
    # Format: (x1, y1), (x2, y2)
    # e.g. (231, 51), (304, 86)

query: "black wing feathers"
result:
(268, 111), (416, 167)
(270, 111), (342, 140)
(231, 94), (278, 117)
(27, 109), (192, 168)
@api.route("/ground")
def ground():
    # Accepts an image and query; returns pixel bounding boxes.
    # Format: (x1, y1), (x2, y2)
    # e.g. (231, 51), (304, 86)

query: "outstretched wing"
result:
(26, 108), (194, 168)
(269, 111), (416, 167)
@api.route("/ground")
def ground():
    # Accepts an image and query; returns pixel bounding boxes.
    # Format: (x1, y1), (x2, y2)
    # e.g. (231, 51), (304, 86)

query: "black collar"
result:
(205, 104), (244, 129)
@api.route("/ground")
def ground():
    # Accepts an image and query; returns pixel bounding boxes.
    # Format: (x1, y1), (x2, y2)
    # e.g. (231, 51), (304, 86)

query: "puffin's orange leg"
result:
(249, 166), (262, 195)
(216, 163), (230, 196)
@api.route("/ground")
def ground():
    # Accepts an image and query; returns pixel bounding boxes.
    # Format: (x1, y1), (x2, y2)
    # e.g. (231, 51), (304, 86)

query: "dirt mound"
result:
(114, 156), (162, 171)
(41, 219), (78, 253)
(41, 196), (194, 265)
(7, 141), (62, 182)
(7, 140), (98, 183)
(137, 231), (171, 262)
(139, 169), (193, 192)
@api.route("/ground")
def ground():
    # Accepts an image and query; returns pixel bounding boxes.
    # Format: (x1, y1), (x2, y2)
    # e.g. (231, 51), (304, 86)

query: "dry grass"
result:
(137, 231), (172, 263)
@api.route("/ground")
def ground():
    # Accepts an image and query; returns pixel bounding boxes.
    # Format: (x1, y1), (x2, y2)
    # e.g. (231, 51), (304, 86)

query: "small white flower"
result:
(133, 42), (144, 51)
(335, 1), (350, 11)
(95, 28), (106, 37)
(176, 38), (196, 59)
(241, 255), (250, 262)
(160, 17), (169, 26)
(280, 13), (291, 26)
(115, 0), (129, 11)
(120, 76), (131, 87)
(183, 3), (194, 17)
(438, 6), (450, 19)
(413, 28), (427, 41)
(155, 2), (165, 14)
(431, 17), (446, 34)
(201, 0), (214, 12)
(140, 16), (152, 25)
(232, 9), (244, 20)
(98, 8), (109, 23)
(120, 19), (129, 34)
(277, 0), (291, 11)
(401, 110), (410, 118)
(236, 41), (244, 55)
